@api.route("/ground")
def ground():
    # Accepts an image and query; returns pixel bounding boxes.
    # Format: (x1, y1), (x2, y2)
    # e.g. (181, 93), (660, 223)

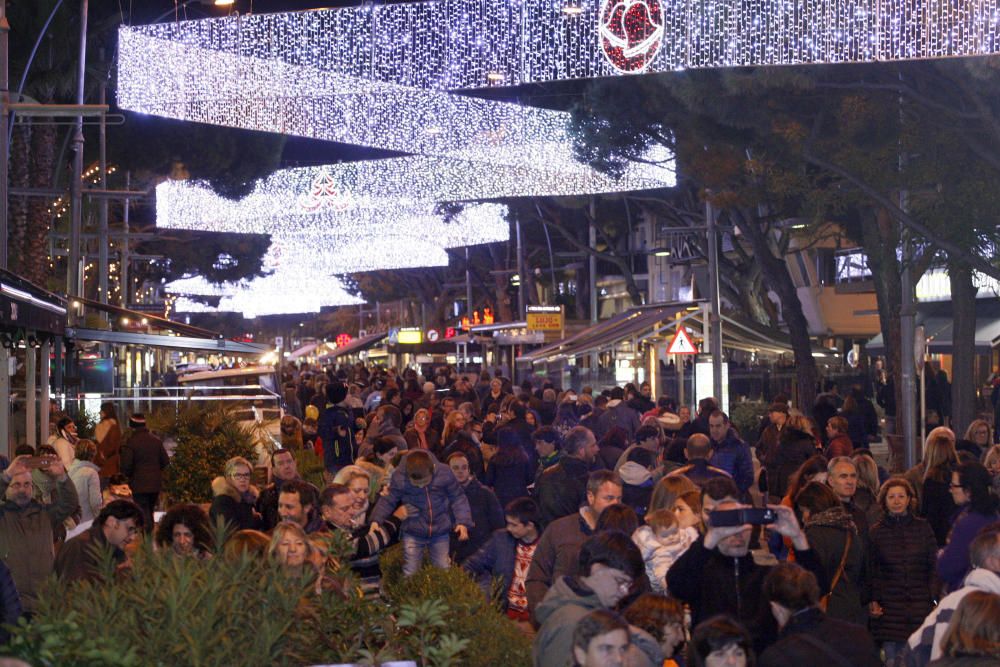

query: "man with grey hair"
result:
(534, 425), (600, 526)
(526, 469), (624, 618)
(899, 525), (1000, 666)
(826, 456), (873, 535)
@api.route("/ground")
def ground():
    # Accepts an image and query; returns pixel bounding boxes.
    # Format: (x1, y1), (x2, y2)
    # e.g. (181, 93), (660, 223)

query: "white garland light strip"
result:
(118, 31), (674, 195)
(120, 1), (1000, 89)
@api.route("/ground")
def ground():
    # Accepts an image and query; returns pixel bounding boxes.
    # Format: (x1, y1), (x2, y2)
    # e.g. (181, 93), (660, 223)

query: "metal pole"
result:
(25, 346), (35, 447)
(589, 200), (598, 325)
(900, 225), (917, 468)
(67, 0), (89, 303)
(515, 216), (525, 319)
(465, 246), (472, 316)
(97, 83), (108, 308)
(706, 200), (723, 402)
(0, 4), (9, 270)
(0, 348), (7, 457)
(40, 340), (50, 444)
(121, 171), (131, 306)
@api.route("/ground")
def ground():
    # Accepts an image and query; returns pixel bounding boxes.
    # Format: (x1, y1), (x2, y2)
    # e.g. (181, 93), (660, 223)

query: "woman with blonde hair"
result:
(268, 521), (321, 577)
(983, 444), (1000, 495)
(648, 475), (698, 514)
(916, 427), (960, 545)
(209, 456), (262, 533)
(957, 419), (992, 460)
(332, 464), (373, 526)
(440, 410), (468, 451)
(403, 408), (439, 452)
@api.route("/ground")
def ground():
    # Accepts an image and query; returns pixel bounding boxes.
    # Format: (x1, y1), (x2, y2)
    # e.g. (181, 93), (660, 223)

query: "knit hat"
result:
(305, 405), (319, 421)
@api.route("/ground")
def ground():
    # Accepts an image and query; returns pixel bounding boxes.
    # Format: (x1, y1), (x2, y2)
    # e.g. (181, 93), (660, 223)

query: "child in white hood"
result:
(632, 508), (698, 594)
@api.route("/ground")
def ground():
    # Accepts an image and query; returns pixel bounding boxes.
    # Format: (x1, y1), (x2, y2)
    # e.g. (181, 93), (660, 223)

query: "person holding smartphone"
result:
(667, 489), (827, 653)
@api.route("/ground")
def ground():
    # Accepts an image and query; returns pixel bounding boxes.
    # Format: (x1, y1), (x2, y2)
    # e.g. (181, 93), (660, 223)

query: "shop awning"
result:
(0, 269), (67, 336)
(868, 316), (1000, 354)
(321, 332), (388, 360)
(519, 301), (829, 365)
(65, 327), (270, 355)
(518, 302), (693, 365)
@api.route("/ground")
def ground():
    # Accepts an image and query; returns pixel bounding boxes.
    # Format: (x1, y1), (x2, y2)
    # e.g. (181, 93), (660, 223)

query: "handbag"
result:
(818, 530), (852, 612)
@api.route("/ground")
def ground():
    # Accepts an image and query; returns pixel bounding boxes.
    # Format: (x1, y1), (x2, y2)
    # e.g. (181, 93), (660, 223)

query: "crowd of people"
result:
(2, 362), (1000, 667)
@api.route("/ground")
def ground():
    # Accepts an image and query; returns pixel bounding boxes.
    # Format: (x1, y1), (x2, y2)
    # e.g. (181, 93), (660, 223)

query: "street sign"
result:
(444, 327), (457, 339)
(526, 305), (563, 331)
(398, 327), (423, 344)
(387, 328), (399, 344)
(667, 328), (698, 355)
(427, 329), (440, 342)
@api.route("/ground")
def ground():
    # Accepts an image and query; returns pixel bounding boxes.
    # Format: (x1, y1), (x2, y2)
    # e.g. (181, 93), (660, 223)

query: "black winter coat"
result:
(534, 456), (589, 526)
(804, 507), (870, 627)
(484, 451), (534, 509)
(667, 536), (827, 653)
(765, 427), (819, 500)
(120, 428), (169, 494)
(921, 470), (958, 546)
(868, 512), (938, 642)
(450, 478), (504, 563)
(758, 607), (880, 667)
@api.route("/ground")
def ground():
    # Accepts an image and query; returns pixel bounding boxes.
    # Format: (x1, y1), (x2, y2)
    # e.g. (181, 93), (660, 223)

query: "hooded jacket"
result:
(632, 524), (697, 594)
(618, 461), (655, 519)
(902, 568), (1000, 667)
(368, 451), (472, 539)
(594, 399), (641, 441)
(209, 477), (262, 532)
(318, 401), (355, 471)
(533, 576), (603, 667)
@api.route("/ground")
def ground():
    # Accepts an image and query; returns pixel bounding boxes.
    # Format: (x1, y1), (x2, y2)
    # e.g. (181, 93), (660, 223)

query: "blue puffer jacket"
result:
(369, 452), (472, 538)
(710, 430), (755, 494)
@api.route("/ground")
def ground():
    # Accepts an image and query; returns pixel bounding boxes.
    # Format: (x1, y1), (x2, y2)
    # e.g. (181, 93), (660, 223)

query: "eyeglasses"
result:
(231, 472), (252, 480)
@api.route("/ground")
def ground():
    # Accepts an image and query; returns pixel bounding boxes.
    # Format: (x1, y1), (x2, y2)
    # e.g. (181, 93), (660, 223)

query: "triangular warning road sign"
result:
(667, 328), (698, 355)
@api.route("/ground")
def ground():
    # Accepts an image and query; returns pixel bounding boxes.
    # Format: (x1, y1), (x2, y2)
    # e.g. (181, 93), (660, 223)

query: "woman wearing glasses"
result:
(936, 461), (1000, 592)
(209, 456), (263, 534)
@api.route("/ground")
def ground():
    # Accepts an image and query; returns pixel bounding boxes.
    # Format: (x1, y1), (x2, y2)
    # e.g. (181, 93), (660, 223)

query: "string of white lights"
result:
(121, 0), (1000, 87)
(117, 31), (674, 194)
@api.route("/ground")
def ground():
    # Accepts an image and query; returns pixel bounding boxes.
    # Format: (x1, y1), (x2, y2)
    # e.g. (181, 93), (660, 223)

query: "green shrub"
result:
(5, 532), (530, 667)
(152, 404), (257, 504)
(730, 399), (767, 442)
(379, 545), (533, 667)
(292, 448), (326, 489)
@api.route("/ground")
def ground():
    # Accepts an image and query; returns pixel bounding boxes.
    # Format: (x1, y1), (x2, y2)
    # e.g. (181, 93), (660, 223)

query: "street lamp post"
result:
(67, 0), (89, 303)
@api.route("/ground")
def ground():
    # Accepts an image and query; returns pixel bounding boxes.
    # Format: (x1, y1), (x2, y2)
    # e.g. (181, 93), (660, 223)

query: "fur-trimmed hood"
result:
(211, 476), (258, 503)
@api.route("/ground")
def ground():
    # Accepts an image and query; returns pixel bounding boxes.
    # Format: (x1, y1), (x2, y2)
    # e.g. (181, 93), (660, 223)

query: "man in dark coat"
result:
(666, 434), (733, 487)
(668, 498), (827, 652)
(319, 382), (356, 476)
(54, 500), (144, 584)
(534, 426), (599, 525)
(447, 451), (504, 563)
(120, 414), (169, 532)
(255, 448), (318, 531)
(759, 562), (880, 667)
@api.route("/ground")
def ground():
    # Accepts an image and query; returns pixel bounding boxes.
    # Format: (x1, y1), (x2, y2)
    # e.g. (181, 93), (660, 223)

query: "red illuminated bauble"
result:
(598, 0), (664, 74)
(336, 333), (353, 347)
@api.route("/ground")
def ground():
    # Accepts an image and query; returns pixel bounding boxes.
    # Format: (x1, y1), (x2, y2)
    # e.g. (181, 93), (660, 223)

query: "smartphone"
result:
(709, 507), (777, 527)
(22, 456), (57, 470)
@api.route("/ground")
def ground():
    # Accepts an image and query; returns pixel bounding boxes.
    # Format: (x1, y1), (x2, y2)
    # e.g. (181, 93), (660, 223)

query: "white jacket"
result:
(902, 567), (1000, 666)
(631, 525), (698, 594)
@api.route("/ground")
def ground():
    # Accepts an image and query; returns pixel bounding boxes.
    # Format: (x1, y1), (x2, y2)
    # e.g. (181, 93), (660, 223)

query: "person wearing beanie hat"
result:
(120, 413), (169, 532)
(319, 382), (355, 478)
